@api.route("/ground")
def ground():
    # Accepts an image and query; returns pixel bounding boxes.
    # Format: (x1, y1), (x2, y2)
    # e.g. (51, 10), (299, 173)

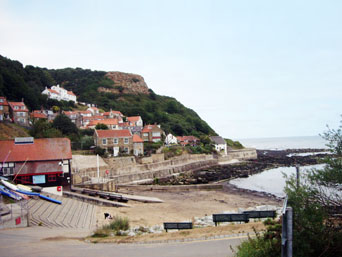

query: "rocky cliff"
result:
(99, 72), (150, 95)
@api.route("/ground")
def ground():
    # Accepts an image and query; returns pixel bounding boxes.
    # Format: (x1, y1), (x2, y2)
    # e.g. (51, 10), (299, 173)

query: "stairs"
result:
(27, 195), (97, 229)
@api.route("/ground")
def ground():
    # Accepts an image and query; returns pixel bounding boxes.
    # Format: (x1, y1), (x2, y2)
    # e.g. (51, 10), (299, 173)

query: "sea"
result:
(229, 136), (328, 197)
(238, 135), (327, 150)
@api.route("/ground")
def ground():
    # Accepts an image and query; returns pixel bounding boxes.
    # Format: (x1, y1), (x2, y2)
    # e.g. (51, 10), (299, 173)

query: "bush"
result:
(92, 216), (130, 237)
(225, 138), (244, 149)
(233, 219), (281, 257)
(94, 146), (106, 156)
(104, 216), (129, 232)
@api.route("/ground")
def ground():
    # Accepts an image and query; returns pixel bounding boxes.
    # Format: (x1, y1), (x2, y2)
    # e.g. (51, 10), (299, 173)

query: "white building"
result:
(42, 85), (77, 103)
(210, 136), (227, 155)
(165, 133), (178, 145)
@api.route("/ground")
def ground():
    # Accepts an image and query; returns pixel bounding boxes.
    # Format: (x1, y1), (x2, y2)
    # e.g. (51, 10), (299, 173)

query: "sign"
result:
(14, 137), (34, 144)
(33, 175), (46, 184)
(16, 217), (21, 225)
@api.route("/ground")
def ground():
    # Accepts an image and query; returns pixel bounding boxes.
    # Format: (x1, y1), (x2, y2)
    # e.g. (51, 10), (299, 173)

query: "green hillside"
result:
(0, 55), (216, 137)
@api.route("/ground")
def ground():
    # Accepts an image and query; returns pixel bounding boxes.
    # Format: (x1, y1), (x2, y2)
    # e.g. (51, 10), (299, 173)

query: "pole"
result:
(296, 166), (300, 189)
(287, 207), (293, 257)
(97, 154), (100, 182)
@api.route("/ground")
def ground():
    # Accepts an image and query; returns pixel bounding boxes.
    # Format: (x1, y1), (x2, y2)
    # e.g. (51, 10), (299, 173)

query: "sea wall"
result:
(117, 184), (223, 192)
(72, 150), (255, 186)
(228, 148), (257, 160)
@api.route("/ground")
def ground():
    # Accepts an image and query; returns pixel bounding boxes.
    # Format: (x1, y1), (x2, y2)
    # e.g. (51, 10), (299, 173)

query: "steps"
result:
(27, 195), (97, 229)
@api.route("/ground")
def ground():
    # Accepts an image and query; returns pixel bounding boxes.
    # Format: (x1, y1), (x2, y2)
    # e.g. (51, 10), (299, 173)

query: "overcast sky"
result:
(1, 0), (341, 139)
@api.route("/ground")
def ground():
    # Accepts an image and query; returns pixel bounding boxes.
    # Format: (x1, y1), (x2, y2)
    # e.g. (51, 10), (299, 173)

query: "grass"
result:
(88, 221), (266, 244)
(92, 216), (130, 238)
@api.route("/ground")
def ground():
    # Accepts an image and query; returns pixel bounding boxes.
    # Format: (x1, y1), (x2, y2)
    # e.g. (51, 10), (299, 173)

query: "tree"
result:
(284, 119), (342, 256)
(95, 123), (109, 130)
(52, 114), (79, 136)
(30, 119), (62, 138)
(52, 105), (60, 113)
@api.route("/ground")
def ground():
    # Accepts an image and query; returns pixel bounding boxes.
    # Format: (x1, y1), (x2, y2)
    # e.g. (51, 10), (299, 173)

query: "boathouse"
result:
(0, 137), (72, 195)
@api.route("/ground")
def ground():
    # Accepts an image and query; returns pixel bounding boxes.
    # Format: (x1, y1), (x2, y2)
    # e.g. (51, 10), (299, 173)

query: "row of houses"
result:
(1, 96), (229, 155)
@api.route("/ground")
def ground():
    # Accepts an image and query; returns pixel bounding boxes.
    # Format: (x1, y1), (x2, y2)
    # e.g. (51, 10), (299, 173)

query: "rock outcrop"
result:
(99, 72), (150, 95)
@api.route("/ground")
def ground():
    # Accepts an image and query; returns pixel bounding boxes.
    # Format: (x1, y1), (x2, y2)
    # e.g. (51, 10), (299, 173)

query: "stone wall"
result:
(118, 184), (223, 192)
(139, 153), (165, 164)
(228, 148), (257, 160)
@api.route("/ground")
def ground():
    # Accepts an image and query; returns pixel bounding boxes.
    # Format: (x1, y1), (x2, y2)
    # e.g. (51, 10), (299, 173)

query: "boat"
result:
(1, 179), (18, 191)
(0, 185), (22, 201)
(16, 189), (61, 204)
(17, 184), (32, 192)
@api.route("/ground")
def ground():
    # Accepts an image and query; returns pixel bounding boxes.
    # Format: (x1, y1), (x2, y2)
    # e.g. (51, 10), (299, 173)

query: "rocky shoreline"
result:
(152, 148), (328, 188)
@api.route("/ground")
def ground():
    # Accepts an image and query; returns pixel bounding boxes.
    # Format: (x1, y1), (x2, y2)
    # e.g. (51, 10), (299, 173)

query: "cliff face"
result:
(100, 72), (150, 95)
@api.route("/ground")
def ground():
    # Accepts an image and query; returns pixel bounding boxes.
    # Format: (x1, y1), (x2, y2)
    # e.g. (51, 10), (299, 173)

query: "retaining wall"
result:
(117, 184), (223, 192)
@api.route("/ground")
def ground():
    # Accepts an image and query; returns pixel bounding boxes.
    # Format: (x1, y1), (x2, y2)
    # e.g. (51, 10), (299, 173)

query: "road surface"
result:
(0, 227), (246, 257)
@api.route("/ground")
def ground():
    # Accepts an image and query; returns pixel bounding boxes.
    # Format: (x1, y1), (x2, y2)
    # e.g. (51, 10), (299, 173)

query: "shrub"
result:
(104, 216), (130, 232)
(233, 219), (281, 257)
(92, 216), (130, 238)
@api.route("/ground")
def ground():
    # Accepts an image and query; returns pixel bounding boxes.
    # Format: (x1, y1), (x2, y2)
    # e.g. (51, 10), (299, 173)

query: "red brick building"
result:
(141, 124), (164, 142)
(8, 101), (29, 126)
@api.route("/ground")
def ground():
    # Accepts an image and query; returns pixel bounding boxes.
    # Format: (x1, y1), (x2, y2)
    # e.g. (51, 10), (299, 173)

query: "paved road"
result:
(0, 227), (245, 257)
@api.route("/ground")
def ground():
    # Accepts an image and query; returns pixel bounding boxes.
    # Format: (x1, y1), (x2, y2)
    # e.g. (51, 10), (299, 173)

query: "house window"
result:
(21, 176), (31, 184)
(102, 138), (107, 145)
(0, 106), (3, 110)
(143, 133), (149, 137)
(114, 138), (118, 144)
(2, 167), (14, 176)
(124, 147), (129, 153)
(152, 132), (160, 137)
(14, 106), (19, 110)
(21, 106), (25, 110)
(48, 174), (57, 182)
(124, 138), (129, 144)
(0, 99), (3, 103)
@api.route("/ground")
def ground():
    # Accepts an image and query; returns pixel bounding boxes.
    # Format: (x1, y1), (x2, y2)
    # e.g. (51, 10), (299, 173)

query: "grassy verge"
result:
(88, 221), (266, 244)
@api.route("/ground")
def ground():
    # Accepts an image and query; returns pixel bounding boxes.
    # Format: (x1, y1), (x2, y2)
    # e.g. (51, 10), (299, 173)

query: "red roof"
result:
(89, 119), (118, 126)
(0, 138), (72, 162)
(142, 124), (160, 133)
(0, 97), (8, 106)
(119, 122), (130, 127)
(103, 110), (123, 116)
(67, 91), (76, 96)
(63, 111), (78, 116)
(127, 116), (141, 122)
(30, 112), (47, 119)
(96, 129), (132, 138)
(8, 102), (28, 112)
(48, 89), (59, 95)
(133, 134), (144, 143)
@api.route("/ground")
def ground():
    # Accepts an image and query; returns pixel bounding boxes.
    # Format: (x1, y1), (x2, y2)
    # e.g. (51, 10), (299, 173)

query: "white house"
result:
(87, 107), (100, 116)
(127, 116), (143, 127)
(165, 133), (178, 145)
(42, 85), (77, 103)
(210, 136), (227, 155)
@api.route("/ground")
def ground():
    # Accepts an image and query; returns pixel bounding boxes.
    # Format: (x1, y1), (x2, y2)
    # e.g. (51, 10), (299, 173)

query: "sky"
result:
(1, 0), (341, 139)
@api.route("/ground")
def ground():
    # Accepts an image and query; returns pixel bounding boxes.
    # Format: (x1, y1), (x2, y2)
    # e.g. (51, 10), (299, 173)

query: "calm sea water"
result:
(229, 164), (325, 198)
(230, 136), (328, 197)
(238, 136), (327, 150)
